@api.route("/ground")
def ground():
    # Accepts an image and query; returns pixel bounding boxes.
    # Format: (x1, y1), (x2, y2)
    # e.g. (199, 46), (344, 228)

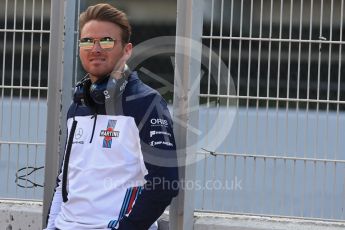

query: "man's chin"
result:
(88, 71), (111, 82)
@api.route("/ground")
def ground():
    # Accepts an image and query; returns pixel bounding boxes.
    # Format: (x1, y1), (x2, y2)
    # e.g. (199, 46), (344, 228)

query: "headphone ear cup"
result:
(83, 79), (94, 106)
(89, 79), (107, 105)
(73, 78), (93, 106)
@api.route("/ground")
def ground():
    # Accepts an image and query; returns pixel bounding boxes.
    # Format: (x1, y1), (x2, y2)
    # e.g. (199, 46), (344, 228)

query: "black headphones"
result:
(73, 66), (130, 107)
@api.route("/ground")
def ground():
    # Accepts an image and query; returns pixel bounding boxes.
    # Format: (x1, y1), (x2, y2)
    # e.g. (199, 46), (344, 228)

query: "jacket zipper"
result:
(90, 113), (97, 143)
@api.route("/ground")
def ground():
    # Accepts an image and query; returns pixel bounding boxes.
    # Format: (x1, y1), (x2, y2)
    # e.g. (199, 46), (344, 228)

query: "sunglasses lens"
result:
(99, 37), (115, 50)
(79, 38), (94, 50)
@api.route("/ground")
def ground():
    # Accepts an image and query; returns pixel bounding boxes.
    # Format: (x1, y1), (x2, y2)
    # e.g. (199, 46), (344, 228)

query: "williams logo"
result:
(100, 120), (119, 148)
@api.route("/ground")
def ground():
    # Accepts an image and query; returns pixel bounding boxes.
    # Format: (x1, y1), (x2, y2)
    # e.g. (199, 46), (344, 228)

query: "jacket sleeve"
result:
(117, 94), (179, 230)
(44, 169), (63, 229)
(44, 108), (74, 230)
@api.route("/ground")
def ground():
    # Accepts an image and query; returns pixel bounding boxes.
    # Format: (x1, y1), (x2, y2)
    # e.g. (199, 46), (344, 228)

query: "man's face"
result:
(79, 20), (132, 82)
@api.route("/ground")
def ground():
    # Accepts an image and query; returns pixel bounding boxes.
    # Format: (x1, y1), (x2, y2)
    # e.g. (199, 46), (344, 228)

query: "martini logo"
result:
(100, 130), (119, 137)
(100, 120), (119, 148)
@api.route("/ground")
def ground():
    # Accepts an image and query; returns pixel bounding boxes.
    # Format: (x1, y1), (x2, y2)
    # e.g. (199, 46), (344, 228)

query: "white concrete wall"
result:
(1, 200), (345, 230)
(0, 200), (43, 230)
(159, 212), (345, 230)
(193, 212), (345, 230)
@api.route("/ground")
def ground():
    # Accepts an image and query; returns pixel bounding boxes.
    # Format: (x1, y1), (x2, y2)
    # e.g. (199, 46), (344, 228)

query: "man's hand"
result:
(111, 44), (132, 79)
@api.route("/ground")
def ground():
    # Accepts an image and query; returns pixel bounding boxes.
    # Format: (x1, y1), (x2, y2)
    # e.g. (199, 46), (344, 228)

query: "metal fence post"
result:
(60, 0), (78, 166)
(170, 0), (204, 229)
(42, 0), (65, 227)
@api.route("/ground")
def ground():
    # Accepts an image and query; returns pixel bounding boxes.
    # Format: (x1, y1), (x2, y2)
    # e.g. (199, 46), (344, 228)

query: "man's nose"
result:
(91, 41), (102, 52)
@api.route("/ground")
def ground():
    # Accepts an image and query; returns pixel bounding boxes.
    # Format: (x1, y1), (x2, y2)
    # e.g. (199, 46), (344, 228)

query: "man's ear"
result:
(123, 43), (132, 61)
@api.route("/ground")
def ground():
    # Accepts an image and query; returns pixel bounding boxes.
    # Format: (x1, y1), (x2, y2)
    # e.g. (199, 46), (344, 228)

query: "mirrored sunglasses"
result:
(79, 37), (116, 50)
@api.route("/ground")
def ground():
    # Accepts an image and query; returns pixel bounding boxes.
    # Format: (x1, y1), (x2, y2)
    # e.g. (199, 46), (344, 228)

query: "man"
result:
(45, 3), (178, 230)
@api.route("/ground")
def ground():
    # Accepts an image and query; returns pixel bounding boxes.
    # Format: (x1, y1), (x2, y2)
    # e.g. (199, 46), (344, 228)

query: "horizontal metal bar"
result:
(202, 35), (345, 45)
(0, 85), (48, 90)
(0, 29), (50, 34)
(224, 48), (341, 63)
(197, 151), (345, 164)
(195, 209), (345, 224)
(0, 198), (43, 203)
(199, 94), (345, 105)
(0, 141), (46, 146)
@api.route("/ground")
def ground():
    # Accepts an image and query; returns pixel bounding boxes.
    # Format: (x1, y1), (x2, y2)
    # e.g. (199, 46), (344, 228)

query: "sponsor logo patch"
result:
(150, 118), (168, 127)
(150, 141), (173, 147)
(73, 128), (84, 144)
(72, 141), (84, 144)
(100, 120), (119, 148)
(74, 128), (83, 140)
(149, 130), (172, 138)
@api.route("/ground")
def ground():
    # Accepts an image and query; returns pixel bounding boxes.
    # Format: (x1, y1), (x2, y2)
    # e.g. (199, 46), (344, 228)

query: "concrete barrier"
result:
(0, 200), (43, 230)
(1, 200), (345, 230)
(193, 212), (345, 230)
(157, 211), (345, 230)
